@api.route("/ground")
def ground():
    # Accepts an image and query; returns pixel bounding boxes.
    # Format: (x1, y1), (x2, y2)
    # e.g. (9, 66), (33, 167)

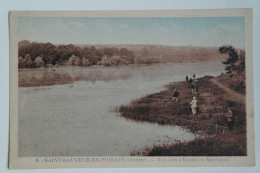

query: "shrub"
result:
(32, 56), (44, 68)
(23, 54), (32, 68)
(110, 55), (122, 65)
(18, 56), (25, 68)
(102, 56), (111, 66)
(68, 54), (81, 66)
(81, 57), (90, 66)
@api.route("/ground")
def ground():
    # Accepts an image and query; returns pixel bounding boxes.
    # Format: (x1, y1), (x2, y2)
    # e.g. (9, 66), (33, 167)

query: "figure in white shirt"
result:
(190, 96), (197, 115)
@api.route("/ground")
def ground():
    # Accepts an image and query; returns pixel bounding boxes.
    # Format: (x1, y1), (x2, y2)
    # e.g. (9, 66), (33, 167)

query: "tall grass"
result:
(118, 73), (246, 156)
(146, 131), (246, 156)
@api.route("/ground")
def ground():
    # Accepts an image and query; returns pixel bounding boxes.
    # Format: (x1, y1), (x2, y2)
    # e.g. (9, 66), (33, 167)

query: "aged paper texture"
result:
(9, 9), (254, 168)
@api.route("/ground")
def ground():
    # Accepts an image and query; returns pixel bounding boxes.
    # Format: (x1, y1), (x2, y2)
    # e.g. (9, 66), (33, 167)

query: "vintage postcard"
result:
(9, 9), (254, 169)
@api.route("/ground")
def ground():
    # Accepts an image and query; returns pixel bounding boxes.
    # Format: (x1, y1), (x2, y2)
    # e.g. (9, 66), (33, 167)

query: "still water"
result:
(18, 62), (225, 156)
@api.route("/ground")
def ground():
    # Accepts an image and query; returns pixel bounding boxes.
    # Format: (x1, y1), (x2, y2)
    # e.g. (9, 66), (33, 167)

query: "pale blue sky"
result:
(18, 17), (245, 48)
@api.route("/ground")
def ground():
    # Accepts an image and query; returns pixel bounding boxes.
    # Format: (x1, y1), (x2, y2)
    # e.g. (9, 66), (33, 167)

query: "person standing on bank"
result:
(195, 84), (198, 94)
(190, 96), (197, 115)
(186, 76), (188, 82)
(172, 88), (179, 102)
(191, 81), (196, 94)
(226, 107), (233, 130)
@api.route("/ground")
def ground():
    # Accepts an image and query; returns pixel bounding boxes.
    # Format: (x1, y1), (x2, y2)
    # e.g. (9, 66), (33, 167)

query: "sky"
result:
(18, 17), (245, 48)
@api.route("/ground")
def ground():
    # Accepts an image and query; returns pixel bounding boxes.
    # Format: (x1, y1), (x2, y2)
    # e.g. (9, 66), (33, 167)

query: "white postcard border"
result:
(9, 9), (254, 169)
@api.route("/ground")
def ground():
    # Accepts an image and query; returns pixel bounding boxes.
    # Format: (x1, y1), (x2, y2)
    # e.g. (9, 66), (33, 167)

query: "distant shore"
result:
(18, 40), (227, 69)
(118, 72), (246, 156)
(18, 62), (224, 87)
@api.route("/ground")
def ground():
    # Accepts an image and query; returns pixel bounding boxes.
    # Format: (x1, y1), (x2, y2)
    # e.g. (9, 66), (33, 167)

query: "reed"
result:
(118, 72), (246, 156)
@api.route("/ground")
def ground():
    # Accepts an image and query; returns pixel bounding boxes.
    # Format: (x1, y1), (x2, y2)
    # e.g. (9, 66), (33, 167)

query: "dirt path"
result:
(210, 79), (245, 104)
(119, 75), (246, 133)
(119, 75), (247, 156)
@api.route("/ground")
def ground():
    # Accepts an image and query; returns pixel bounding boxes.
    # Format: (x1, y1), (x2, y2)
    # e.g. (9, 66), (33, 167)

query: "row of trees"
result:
(66, 54), (133, 66)
(133, 45), (227, 63)
(18, 40), (135, 68)
(18, 41), (244, 69)
(18, 54), (44, 68)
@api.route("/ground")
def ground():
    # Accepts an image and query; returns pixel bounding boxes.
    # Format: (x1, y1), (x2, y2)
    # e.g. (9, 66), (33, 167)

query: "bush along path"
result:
(117, 72), (246, 156)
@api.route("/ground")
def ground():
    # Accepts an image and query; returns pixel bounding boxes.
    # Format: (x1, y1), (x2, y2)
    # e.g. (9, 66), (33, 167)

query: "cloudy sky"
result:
(18, 17), (245, 48)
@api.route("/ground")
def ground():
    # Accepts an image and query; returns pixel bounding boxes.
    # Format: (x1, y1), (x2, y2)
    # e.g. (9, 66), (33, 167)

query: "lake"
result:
(18, 62), (225, 156)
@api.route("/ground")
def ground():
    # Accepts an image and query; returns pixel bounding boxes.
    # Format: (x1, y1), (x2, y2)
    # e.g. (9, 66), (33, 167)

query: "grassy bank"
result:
(118, 72), (246, 156)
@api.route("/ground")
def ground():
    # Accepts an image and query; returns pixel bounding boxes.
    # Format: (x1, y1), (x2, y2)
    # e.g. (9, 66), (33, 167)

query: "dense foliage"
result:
(219, 45), (245, 73)
(18, 40), (228, 68)
(18, 40), (135, 68)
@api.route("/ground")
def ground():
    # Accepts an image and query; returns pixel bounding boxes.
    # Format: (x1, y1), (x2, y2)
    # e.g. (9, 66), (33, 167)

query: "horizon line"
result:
(19, 40), (244, 49)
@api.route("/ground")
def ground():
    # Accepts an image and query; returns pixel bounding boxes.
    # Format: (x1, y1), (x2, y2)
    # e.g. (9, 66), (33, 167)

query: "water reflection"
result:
(18, 62), (225, 156)
(19, 66), (134, 87)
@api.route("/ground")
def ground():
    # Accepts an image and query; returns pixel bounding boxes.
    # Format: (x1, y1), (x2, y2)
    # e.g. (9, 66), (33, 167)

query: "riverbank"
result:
(118, 71), (246, 156)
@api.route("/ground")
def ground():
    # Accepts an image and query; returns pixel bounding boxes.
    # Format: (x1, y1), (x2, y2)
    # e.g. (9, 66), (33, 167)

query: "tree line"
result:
(18, 40), (136, 68)
(18, 40), (232, 68)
